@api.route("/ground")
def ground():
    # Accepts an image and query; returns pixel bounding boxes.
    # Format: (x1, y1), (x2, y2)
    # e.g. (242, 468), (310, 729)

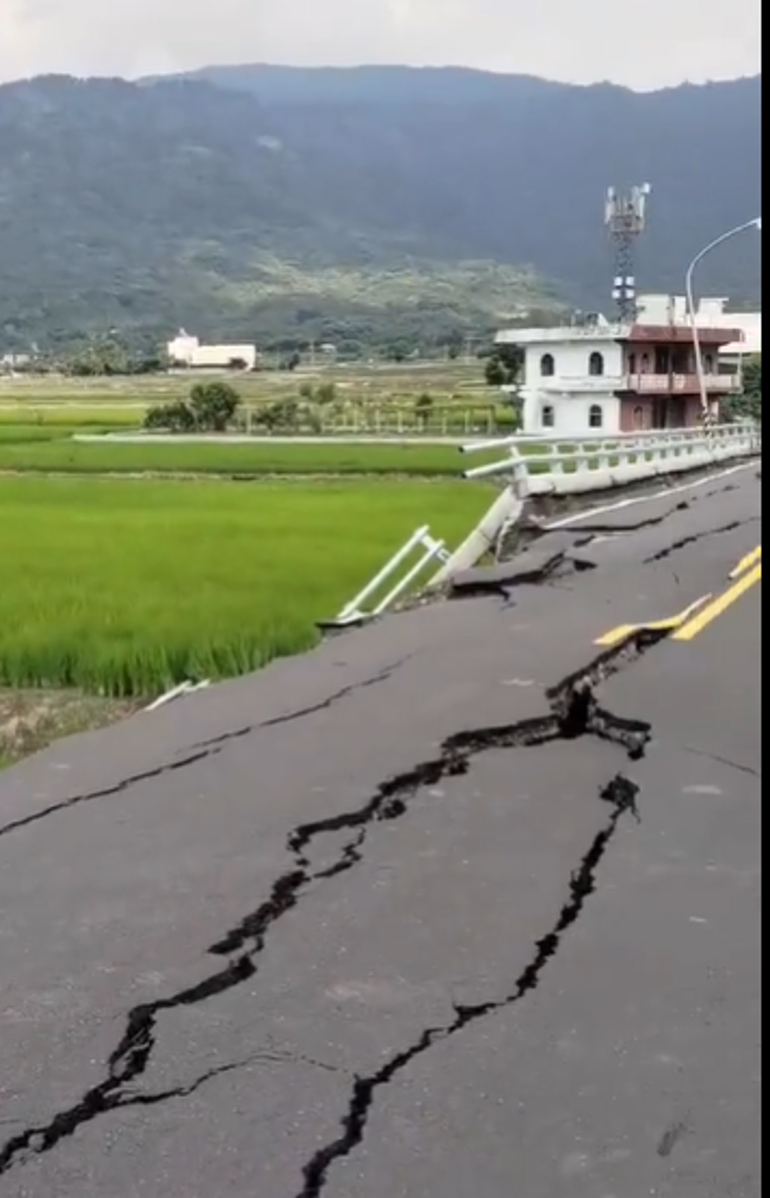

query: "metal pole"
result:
(685, 217), (761, 425)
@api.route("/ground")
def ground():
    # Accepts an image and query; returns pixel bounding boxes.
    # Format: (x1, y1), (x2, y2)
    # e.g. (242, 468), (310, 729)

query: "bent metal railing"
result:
(327, 422), (760, 624)
(323, 525), (450, 628)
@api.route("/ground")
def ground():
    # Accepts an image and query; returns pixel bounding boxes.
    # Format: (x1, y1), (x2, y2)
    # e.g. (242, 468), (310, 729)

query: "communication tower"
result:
(604, 183), (651, 320)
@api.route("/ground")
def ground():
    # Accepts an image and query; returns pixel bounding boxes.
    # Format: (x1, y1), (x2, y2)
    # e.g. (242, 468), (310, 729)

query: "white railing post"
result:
(334, 525), (431, 623)
(374, 534), (448, 613)
(328, 526), (450, 626)
(430, 448), (529, 584)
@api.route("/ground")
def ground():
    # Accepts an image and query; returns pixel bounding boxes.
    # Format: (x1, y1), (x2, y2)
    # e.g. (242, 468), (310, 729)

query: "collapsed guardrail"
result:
(326, 421), (761, 626)
(322, 525), (451, 628)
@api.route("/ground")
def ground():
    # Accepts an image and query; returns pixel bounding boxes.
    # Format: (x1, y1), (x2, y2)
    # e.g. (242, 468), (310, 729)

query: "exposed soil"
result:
(0, 689), (144, 769)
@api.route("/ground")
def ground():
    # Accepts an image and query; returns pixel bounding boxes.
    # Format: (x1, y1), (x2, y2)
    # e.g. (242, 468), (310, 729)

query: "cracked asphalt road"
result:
(0, 463), (761, 1197)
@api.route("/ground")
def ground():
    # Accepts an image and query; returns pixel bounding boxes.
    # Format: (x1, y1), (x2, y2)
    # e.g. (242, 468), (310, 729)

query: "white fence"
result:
(460, 422), (759, 493)
(330, 422), (760, 622)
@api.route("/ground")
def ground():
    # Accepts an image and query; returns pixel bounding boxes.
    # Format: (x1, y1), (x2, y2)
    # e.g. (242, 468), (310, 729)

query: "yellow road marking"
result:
(729, 545), (762, 578)
(594, 594), (712, 647)
(672, 562), (761, 641)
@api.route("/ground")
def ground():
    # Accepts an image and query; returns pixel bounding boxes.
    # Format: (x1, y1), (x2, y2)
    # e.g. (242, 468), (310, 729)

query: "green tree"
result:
(484, 356), (506, 386)
(497, 344), (524, 383)
(144, 381), (241, 433)
(742, 355), (761, 420)
(144, 400), (196, 432)
(315, 382), (337, 405)
(253, 397), (300, 431)
(189, 381), (241, 431)
(723, 355), (761, 422)
(484, 343), (524, 387)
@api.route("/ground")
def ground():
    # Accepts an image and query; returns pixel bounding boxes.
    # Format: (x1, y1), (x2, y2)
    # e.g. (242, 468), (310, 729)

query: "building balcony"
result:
(537, 372), (743, 395)
(537, 375), (626, 393)
(624, 372), (742, 394)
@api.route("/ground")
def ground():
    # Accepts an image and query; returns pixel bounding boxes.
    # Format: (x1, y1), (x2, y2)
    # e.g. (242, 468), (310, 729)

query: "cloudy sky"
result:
(0, 0), (761, 90)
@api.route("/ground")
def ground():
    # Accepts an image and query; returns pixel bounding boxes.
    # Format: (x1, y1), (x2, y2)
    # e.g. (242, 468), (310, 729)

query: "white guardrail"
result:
(327, 421), (760, 625)
(458, 421), (760, 491)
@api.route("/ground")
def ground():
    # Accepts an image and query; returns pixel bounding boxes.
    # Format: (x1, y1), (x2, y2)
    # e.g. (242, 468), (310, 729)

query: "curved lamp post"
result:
(685, 216), (762, 420)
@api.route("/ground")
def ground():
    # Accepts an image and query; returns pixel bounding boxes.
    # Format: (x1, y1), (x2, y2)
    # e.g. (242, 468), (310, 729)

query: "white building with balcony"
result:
(496, 295), (747, 436)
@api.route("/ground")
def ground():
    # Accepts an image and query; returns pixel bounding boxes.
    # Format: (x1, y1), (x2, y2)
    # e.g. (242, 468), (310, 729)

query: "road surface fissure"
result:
(501, 475), (748, 563)
(448, 551), (597, 600)
(0, 658), (410, 842)
(642, 516), (759, 564)
(0, 628), (663, 1178)
(295, 775), (639, 1198)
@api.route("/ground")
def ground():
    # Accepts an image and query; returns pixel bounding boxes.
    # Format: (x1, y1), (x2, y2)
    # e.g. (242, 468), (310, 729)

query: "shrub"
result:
(143, 381), (241, 433)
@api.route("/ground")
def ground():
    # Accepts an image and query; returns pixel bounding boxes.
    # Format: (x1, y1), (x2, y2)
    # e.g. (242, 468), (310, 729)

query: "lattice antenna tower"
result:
(605, 183), (651, 320)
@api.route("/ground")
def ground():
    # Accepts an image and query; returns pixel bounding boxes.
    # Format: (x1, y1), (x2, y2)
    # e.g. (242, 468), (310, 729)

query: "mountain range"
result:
(0, 66), (761, 351)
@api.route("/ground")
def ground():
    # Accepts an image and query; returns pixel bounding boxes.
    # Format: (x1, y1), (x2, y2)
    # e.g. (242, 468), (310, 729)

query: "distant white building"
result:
(496, 294), (750, 436)
(166, 330), (259, 372)
(0, 352), (31, 370)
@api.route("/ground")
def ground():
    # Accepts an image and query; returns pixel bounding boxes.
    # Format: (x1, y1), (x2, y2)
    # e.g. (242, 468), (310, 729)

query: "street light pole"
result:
(685, 217), (762, 424)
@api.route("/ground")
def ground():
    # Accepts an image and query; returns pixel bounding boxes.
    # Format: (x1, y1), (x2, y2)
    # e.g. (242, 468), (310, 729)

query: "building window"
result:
(589, 404), (603, 428)
(704, 353), (714, 373)
(628, 352), (637, 373)
(588, 351), (604, 376)
(633, 405), (644, 429)
(540, 353), (555, 377)
(541, 405), (555, 428)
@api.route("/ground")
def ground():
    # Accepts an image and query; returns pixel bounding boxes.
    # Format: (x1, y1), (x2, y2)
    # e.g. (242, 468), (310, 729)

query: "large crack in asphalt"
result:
(495, 499), (692, 560)
(0, 627), (663, 1179)
(497, 470), (757, 564)
(190, 655), (416, 752)
(296, 774), (639, 1198)
(0, 658), (410, 842)
(642, 516), (760, 563)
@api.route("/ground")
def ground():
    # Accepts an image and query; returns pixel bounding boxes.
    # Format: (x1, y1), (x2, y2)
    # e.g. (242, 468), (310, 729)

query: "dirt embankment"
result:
(0, 689), (144, 769)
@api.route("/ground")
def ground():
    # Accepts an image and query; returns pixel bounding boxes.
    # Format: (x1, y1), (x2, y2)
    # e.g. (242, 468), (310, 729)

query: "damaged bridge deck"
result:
(0, 464), (761, 1198)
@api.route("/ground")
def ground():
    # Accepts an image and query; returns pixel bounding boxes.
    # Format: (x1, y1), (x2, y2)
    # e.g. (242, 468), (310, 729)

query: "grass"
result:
(0, 436), (479, 475)
(0, 476), (493, 696)
(0, 407), (142, 428)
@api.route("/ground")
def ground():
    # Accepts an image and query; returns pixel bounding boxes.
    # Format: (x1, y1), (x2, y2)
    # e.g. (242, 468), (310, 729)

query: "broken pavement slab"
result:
(447, 533), (596, 597)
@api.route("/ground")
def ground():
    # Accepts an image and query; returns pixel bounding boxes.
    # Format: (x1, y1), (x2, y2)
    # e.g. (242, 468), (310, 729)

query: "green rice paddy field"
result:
(0, 372), (503, 706)
(0, 433), (469, 476)
(0, 476), (493, 696)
